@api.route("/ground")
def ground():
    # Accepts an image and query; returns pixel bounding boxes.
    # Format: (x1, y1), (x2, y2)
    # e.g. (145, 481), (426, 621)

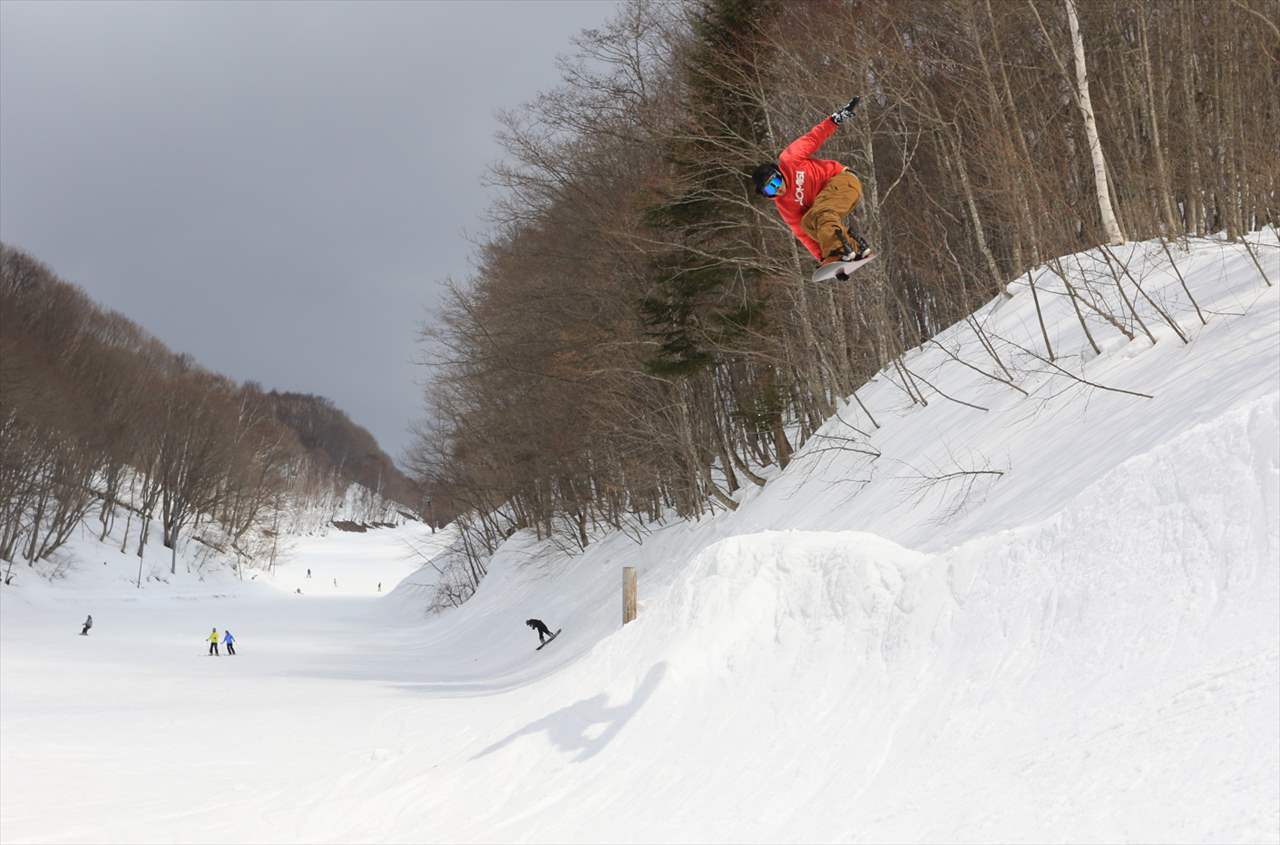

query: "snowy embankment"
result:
(2, 232), (1277, 843)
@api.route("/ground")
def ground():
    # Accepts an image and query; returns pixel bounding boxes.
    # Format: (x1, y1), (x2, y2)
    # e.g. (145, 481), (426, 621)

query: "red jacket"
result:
(771, 118), (848, 259)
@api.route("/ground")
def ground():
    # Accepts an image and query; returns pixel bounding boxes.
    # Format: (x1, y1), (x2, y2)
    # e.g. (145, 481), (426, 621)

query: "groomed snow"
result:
(2, 233), (1278, 843)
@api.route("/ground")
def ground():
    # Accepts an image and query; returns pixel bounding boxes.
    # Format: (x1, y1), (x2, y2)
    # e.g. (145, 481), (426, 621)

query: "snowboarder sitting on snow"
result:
(525, 618), (555, 645)
(208, 627), (220, 656)
(223, 630), (236, 656)
(751, 96), (869, 267)
(80, 614), (93, 636)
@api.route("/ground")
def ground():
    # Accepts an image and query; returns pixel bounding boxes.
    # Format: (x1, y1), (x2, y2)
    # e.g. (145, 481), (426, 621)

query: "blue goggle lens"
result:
(762, 173), (784, 197)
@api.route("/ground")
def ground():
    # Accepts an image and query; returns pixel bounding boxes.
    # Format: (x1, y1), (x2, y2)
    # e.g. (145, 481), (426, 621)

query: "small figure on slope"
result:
(526, 618), (557, 646)
(223, 629), (236, 656)
(207, 627), (220, 656)
(751, 96), (872, 279)
(80, 614), (93, 636)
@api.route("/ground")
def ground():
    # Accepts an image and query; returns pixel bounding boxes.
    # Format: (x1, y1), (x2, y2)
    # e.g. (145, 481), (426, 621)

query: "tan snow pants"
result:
(801, 169), (864, 260)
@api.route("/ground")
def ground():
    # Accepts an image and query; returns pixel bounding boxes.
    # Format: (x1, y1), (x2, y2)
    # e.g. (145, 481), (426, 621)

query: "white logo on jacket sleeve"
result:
(794, 170), (806, 204)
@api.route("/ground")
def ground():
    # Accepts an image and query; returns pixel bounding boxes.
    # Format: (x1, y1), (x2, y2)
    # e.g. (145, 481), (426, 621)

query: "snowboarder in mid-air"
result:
(526, 618), (558, 647)
(80, 614), (93, 636)
(207, 627), (220, 656)
(751, 96), (872, 281)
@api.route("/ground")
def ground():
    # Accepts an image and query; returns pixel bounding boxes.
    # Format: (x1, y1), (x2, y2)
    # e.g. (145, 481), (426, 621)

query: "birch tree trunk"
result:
(1065, 0), (1125, 245)
(1138, 10), (1180, 236)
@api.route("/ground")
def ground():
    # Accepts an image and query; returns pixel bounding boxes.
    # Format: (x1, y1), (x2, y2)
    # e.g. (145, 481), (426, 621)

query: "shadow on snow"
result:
(473, 662), (668, 763)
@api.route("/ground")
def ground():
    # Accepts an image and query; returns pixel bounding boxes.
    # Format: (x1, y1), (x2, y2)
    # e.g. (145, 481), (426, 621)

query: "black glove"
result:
(830, 96), (860, 126)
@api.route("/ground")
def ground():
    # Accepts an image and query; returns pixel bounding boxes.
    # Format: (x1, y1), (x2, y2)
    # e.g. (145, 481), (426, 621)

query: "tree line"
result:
(263, 390), (418, 509)
(412, 0), (1280, 596)
(409, 0), (1277, 603)
(0, 246), (421, 579)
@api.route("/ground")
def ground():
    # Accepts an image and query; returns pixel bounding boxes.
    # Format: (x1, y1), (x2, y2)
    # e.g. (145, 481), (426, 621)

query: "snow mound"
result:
(565, 394), (1279, 842)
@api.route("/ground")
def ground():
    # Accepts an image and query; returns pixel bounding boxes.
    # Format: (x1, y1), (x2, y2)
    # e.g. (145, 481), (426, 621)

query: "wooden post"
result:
(623, 566), (637, 625)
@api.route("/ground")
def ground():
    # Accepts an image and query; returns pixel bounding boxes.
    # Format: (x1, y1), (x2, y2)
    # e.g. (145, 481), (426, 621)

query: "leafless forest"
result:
(409, 0), (1278, 603)
(0, 247), (419, 577)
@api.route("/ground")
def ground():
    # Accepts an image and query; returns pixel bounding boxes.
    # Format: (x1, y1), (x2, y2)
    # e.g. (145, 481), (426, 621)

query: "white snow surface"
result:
(2, 233), (1278, 843)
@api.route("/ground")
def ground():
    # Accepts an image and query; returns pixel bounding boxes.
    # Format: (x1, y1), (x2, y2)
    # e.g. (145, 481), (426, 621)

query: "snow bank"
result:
(482, 393), (1277, 842)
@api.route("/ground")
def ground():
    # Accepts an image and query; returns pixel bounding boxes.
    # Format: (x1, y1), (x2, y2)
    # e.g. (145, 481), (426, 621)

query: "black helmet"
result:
(751, 162), (781, 195)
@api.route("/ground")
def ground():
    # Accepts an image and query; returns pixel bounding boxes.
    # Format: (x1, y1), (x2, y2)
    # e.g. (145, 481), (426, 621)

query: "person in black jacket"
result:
(80, 614), (93, 636)
(525, 618), (556, 645)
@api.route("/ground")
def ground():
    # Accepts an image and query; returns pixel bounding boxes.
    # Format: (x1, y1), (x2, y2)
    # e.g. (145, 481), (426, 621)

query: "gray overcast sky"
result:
(0, 0), (618, 462)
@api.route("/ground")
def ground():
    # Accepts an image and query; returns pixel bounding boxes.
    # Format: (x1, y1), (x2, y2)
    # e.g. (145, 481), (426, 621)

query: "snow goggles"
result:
(761, 171), (784, 197)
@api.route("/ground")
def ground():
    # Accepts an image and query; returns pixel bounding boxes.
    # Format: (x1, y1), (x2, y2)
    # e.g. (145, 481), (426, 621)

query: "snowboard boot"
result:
(819, 247), (849, 267)
(837, 227), (870, 261)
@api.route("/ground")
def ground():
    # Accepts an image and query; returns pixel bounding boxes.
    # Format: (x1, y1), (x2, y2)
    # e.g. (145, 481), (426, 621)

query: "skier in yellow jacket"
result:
(207, 627), (220, 656)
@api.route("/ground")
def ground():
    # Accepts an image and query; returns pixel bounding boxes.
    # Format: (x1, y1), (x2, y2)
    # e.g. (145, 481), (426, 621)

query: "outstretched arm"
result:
(779, 97), (860, 162)
(780, 118), (838, 163)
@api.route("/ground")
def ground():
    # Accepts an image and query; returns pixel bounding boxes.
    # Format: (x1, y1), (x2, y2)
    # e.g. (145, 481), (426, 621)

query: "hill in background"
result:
(262, 390), (418, 511)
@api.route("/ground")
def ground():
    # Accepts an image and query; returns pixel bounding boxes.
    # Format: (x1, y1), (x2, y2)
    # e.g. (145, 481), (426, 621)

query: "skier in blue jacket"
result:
(223, 630), (236, 656)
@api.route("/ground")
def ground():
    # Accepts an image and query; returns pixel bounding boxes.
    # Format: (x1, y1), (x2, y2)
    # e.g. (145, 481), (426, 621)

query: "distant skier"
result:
(333, 578), (338, 588)
(751, 96), (870, 269)
(377, 582), (382, 592)
(223, 630), (236, 656)
(525, 618), (556, 645)
(80, 614), (93, 636)
(207, 627), (220, 656)
(306, 568), (312, 579)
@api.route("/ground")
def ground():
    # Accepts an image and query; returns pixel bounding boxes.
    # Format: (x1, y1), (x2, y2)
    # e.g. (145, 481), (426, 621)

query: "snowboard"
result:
(811, 252), (876, 283)
(536, 629), (562, 651)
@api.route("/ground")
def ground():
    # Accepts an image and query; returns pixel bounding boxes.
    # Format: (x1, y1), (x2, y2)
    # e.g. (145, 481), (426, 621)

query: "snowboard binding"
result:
(836, 227), (870, 262)
(812, 227), (877, 284)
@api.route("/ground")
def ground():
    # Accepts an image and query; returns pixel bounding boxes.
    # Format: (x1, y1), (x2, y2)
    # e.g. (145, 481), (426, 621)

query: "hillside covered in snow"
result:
(2, 232), (1276, 843)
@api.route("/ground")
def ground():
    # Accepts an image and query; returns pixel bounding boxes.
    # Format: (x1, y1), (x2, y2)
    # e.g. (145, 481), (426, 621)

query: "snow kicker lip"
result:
(465, 393), (1280, 714)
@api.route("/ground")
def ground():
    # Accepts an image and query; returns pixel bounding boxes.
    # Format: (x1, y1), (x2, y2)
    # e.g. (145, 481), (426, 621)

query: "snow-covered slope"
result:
(2, 233), (1277, 843)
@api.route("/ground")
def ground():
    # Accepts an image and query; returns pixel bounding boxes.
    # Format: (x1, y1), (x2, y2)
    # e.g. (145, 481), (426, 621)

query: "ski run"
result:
(2, 231), (1278, 843)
